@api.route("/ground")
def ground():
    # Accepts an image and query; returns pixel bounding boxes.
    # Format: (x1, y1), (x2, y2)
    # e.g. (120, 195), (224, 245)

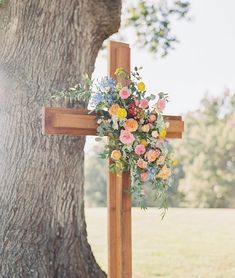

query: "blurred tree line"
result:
(85, 91), (235, 208)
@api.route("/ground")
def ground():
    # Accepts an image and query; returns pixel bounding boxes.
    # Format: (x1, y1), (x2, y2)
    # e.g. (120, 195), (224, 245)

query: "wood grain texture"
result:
(42, 107), (184, 138)
(107, 41), (132, 278)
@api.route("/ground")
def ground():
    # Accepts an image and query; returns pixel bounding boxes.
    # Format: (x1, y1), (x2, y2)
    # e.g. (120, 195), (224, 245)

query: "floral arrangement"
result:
(53, 67), (177, 213)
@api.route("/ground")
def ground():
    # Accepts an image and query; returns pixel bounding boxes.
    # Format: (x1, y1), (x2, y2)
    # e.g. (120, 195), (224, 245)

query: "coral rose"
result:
(140, 172), (149, 182)
(141, 124), (150, 133)
(119, 130), (135, 144)
(111, 150), (121, 161)
(136, 158), (148, 169)
(109, 104), (120, 116)
(134, 144), (146, 155)
(119, 87), (131, 99)
(124, 119), (138, 132)
(146, 149), (161, 162)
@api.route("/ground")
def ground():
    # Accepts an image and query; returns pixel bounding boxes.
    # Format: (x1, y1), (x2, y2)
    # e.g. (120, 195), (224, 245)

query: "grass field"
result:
(85, 208), (235, 278)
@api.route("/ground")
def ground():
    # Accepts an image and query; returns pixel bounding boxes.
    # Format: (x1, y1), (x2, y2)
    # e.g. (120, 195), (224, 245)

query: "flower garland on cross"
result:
(52, 67), (177, 211)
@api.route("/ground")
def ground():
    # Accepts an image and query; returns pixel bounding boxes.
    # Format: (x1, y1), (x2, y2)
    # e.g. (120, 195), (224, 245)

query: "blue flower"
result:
(107, 94), (115, 104)
(91, 92), (104, 105)
(148, 166), (157, 179)
(99, 76), (116, 92)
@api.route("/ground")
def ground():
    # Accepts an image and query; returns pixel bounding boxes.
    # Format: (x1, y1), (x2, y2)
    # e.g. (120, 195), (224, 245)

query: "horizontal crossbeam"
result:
(42, 107), (184, 138)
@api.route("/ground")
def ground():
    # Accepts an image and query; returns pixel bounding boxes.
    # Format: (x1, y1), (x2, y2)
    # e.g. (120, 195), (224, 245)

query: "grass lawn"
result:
(85, 208), (235, 278)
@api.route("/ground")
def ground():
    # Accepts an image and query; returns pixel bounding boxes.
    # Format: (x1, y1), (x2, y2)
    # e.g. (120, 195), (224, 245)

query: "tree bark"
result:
(0, 1), (121, 277)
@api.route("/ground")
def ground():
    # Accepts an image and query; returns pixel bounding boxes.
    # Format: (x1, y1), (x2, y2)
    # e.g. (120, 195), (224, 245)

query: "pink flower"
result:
(156, 139), (164, 147)
(134, 144), (146, 155)
(134, 97), (140, 106)
(119, 87), (131, 99)
(156, 99), (166, 112)
(146, 149), (161, 162)
(136, 158), (148, 169)
(140, 172), (149, 182)
(148, 114), (157, 123)
(139, 99), (149, 109)
(119, 130), (135, 144)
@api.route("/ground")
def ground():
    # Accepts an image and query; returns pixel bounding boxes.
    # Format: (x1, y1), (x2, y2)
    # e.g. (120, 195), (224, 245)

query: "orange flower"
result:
(124, 119), (138, 132)
(156, 165), (171, 179)
(109, 104), (120, 116)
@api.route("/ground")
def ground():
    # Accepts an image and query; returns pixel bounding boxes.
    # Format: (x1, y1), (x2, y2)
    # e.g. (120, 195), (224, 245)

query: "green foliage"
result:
(51, 74), (93, 104)
(175, 91), (235, 208)
(123, 0), (190, 57)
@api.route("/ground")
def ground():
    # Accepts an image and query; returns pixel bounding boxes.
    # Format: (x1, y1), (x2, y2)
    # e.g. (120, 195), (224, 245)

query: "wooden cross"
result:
(42, 41), (184, 278)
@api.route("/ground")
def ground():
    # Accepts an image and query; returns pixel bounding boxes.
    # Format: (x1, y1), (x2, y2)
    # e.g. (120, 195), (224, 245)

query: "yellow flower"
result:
(111, 150), (121, 161)
(115, 67), (128, 78)
(117, 108), (127, 120)
(172, 159), (178, 167)
(116, 82), (122, 90)
(140, 139), (148, 147)
(137, 82), (145, 92)
(159, 129), (167, 138)
(156, 165), (171, 180)
(115, 67), (125, 75)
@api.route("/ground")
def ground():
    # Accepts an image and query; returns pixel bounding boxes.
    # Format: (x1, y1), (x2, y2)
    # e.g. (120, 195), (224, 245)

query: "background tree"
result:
(175, 91), (235, 208)
(0, 0), (189, 277)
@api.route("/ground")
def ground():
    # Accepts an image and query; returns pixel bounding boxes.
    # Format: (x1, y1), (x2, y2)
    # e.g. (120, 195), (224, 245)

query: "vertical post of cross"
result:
(107, 41), (132, 278)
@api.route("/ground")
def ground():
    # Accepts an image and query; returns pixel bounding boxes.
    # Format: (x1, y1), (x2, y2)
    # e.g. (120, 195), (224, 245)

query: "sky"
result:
(85, 0), (235, 152)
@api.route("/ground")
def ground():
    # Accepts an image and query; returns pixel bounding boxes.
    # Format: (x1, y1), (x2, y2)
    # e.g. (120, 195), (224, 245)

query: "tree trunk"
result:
(0, 1), (121, 277)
